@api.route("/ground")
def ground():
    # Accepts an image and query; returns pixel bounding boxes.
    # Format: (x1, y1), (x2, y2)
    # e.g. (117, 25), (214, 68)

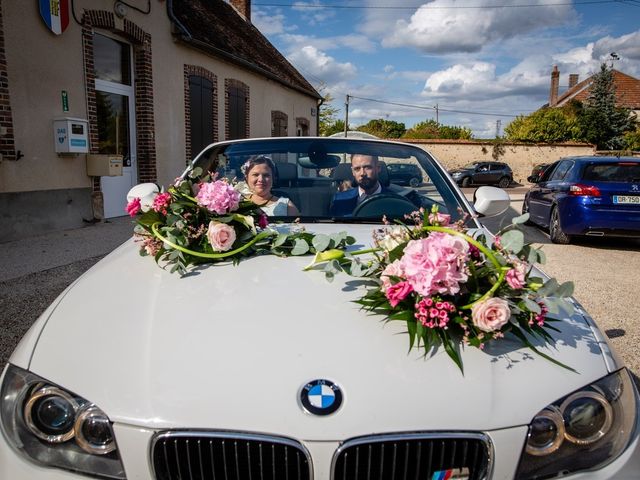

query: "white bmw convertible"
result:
(1, 137), (638, 480)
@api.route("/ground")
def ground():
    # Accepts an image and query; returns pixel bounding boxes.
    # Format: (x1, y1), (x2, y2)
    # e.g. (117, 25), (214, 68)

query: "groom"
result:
(330, 154), (389, 216)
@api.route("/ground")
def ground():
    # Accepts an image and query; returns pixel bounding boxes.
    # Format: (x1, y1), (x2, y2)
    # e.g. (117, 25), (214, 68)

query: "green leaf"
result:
(522, 297), (542, 314)
(437, 330), (464, 374)
(512, 213), (530, 225)
(555, 281), (574, 298)
(291, 238), (310, 256)
(407, 319), (417, 351)
(537, 249), (546, 264)
(538, 278), (559, 297)
(273, 233), (288, 247)
(188, 167), (203, 178)
(500, 230), (525, 254)
(311, 234), (331, 252)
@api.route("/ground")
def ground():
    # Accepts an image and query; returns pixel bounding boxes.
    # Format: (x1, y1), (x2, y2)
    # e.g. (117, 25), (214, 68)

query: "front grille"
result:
(332, 433), (491, 480)
(152, 432), (311, 480)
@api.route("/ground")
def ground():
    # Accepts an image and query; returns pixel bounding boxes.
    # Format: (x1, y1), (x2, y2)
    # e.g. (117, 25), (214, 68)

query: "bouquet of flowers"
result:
(126, 169), (355, 275)
(305, 206), (575, 373)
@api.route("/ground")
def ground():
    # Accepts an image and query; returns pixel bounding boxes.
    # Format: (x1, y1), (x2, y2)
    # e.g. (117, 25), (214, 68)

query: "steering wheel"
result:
(352, 193), (417, 218)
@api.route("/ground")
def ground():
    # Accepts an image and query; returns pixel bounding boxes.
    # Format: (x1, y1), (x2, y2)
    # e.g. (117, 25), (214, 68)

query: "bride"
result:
(242, 156), (300, 216)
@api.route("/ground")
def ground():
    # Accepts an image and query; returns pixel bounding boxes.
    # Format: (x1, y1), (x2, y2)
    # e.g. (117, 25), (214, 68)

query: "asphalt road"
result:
(1, 191), (639, 389)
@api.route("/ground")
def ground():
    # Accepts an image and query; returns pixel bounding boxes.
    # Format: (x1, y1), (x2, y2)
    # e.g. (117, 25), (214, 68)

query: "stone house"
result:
(0, 0), (320, 242)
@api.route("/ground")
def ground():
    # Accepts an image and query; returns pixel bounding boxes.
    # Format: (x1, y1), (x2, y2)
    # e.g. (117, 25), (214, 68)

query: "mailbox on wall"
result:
(53, 117), (89, 154)
(86, 154), (123, 176)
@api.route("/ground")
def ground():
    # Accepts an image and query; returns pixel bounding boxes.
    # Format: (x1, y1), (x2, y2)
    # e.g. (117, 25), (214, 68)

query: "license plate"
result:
(613, 195), (640, 204)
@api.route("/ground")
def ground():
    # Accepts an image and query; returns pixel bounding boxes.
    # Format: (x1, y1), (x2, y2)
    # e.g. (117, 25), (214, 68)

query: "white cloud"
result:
(287, 46), (358, 84)
(292, 1), (336, 24)
(380, 0), (574, 54)
(252, 9), (287, 35)
(280, 33), (375, 53)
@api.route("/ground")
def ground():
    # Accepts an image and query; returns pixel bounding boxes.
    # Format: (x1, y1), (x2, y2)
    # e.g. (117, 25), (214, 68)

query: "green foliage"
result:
(318, 86), (347, 136)
(356, 118), (406, 138)
(576, 64), (634, 150)
(623, 124), (640, 151)
(504, 104), (581, 142)
(505, 64), (635, 149)
(402, 119), (473, 140)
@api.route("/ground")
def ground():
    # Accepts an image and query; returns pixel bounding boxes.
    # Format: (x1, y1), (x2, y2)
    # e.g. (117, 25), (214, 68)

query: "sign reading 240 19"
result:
(39, 0), (70, 36)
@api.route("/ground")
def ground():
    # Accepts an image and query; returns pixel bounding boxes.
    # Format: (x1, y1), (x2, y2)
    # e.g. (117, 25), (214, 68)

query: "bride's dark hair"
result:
(241, 155), (277, 182)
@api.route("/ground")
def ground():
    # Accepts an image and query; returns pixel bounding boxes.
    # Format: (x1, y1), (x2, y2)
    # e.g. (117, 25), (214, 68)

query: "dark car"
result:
(387, 162), (423, 187)
(450, 161), (512, 188)
(522, 156), (640, 244)
(528, 163), (550, 182)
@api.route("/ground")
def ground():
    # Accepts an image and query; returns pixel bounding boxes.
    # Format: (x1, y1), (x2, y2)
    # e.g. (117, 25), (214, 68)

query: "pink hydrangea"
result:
(196, 180), (240, 214)
(152, 192), (172, 215)
(385, 281), (413, 307)
(399, 232), (469, 296)
(125, 197), (141, 217)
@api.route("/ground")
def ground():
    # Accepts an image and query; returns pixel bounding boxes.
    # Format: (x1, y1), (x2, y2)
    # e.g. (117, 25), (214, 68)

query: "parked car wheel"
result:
(461, 177), (471, 188)
(409, 177), (421, 187)
(549, 206), (571, 244)
(521, 200), (534, 226)
(498, 176), (510, 188)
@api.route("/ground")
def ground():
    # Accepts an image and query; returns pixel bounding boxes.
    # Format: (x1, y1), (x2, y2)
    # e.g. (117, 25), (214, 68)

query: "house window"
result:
(271, 111), (288, 137)
(93, 33), (131, 85)
(189, 75), (215, 156)
(225, 79), (249, 140)
(296, 117), (310, 136)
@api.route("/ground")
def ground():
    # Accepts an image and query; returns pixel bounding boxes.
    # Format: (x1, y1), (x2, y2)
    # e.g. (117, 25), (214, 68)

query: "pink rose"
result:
(381, 260), (404, 292)
(505, 262), (527, 290)
(385, 281), (413, 307)
(472, 297), (511, 332)
(399, 232), (469, 296)
(126, 197), (141, 217)
(207, 222), (236, 252)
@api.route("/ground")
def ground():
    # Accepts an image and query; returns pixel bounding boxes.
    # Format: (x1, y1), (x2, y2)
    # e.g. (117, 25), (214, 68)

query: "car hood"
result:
(27, 224), (610, 440)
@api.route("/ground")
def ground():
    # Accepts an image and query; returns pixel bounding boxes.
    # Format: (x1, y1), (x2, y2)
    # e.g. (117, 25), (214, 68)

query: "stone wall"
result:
(399, 139), (595, 184)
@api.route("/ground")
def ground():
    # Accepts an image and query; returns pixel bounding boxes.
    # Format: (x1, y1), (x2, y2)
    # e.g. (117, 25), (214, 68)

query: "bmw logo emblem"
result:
(300, 379), (343, 416)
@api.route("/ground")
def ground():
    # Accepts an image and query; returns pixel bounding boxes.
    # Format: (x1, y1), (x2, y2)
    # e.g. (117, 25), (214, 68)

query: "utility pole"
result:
(344, 95), (350, 137)
(434, 104), (439, 126)
(495, 119), (502, 138)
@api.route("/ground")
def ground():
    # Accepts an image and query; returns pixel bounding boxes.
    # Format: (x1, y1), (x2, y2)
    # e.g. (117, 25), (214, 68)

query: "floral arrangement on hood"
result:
(125, 168), (355, 275)
(304, 206), (575, 373)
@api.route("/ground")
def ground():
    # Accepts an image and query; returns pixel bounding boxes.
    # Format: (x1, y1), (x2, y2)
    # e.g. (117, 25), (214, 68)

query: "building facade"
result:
(0, 0), (320, 242)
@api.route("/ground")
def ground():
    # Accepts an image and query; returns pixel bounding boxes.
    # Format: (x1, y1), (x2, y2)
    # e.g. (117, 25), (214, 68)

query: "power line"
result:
(347, 94), (526, 118)
(255, 0), (622, 10)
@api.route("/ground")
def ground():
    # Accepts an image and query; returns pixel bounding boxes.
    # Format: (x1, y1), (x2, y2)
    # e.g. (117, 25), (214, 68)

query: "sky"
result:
(250, 0), (640, 138)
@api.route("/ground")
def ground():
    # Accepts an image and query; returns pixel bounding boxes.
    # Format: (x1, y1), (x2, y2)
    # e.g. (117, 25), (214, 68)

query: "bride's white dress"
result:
(260, 197), (290, 216)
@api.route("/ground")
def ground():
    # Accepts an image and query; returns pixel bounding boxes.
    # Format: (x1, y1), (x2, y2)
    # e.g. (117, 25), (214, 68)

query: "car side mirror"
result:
(473, 186), (510, 217)
(527, 175), (539, 184)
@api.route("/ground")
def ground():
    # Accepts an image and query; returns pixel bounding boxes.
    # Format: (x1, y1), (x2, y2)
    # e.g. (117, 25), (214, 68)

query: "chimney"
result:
(568, 74), (579, 88)
(549, 65), (559, 107)
(229, 0), (251, 22)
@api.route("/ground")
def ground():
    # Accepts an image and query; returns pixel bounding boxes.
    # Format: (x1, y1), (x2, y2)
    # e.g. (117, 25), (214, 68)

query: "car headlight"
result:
(451, 171), (461, 177)
(0, 364), (125, 479)
(515, 368), (638, 479)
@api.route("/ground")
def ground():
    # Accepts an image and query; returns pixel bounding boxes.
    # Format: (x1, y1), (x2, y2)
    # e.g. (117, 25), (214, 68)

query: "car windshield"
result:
(187, 138), (467, 222)
(462, 163), (479, 169)
(582, 161), (640, 182)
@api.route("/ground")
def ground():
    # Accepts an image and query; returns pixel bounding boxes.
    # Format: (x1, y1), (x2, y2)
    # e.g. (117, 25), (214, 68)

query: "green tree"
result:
(505, 103), (581, 143)
(402, 119), (473, 139)
(317, 85), (345, 136)
(575, 63), (634, 150)
(623, 124), (640, 151)
(356, 118), (406, 138)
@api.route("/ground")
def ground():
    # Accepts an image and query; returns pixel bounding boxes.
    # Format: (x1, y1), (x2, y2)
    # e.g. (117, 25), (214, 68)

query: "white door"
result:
(93, 33), (137, 218)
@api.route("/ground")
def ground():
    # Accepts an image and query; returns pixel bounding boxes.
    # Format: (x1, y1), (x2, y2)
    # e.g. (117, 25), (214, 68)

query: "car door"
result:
(473, 163), (492, 184)
(528, 160), (573, 226)
(488, 163), (504, 184)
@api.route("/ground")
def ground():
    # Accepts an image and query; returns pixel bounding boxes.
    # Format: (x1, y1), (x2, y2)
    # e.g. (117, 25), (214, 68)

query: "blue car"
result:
(523, 156), (640, 244)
